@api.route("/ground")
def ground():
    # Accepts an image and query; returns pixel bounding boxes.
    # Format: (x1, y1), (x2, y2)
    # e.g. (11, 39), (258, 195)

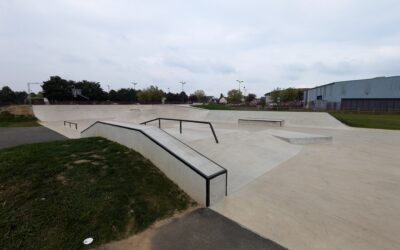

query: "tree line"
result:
(0, 86), (28, 105)
(1, 76), (211, 105)
(2, 76), (304, 106)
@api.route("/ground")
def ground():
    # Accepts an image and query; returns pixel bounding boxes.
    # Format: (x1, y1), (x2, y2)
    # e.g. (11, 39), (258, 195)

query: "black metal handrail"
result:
(64, 121), (78, 130)
(140, 118), (219, 144)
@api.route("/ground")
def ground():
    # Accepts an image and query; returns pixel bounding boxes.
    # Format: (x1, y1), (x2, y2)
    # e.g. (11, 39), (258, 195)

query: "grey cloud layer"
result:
(1, 0), (399, 95)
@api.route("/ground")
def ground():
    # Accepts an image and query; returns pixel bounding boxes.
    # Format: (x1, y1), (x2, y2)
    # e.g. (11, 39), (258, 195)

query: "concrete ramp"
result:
(267, 129), (333, 144)
(81, 121), (227, 206)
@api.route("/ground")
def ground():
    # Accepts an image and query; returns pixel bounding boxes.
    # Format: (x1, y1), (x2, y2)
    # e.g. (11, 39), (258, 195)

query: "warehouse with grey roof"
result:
(303, 76), (400, 111)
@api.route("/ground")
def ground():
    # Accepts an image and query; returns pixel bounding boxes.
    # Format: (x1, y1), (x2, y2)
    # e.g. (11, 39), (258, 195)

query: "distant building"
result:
(219, 97), (227, 104)
(304, 76), (400, 111)
(264, 92), (272, 104)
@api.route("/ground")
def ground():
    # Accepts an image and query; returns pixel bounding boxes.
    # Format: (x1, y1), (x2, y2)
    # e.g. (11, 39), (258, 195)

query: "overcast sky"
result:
(1, 0), (400, 96)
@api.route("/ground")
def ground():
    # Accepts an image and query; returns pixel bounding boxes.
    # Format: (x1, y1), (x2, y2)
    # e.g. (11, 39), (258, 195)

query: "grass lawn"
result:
(0, 111), (40, 127)
(330, 112), (400, 130)
(192, 103), (239, 110)
(0, 137), (194, 250)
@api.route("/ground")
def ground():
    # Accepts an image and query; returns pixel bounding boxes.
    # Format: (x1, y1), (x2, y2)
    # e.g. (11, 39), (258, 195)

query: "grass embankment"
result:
(0, 111), (39, 127)
(192, 103), (239, 110)
(330, 112), (400, 130)
(0, 137), (194, 249)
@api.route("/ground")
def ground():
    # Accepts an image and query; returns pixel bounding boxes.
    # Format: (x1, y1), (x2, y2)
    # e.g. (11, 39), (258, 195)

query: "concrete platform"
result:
(238, 118), (284, 127)
(267, 129), (333, 144)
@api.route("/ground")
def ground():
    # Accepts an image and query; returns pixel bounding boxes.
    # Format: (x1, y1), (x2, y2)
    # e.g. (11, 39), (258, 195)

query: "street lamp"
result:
(236, 80), (244, 93)
(27, 82), (41, 104)
(131, 82), (138, 90)
(179, 81), (186, 92)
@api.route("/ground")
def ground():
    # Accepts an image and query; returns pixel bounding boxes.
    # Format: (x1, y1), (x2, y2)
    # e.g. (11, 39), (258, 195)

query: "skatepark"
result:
(31, 104), (400, 250)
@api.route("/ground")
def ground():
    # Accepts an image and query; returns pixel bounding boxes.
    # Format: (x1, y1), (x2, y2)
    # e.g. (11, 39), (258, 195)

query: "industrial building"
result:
(304, 76), (400, 111)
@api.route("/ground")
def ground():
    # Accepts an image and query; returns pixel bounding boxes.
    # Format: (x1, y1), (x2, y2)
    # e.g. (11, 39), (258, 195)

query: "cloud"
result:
(164, 58), (236, 74)
(0, 0), (400, 95)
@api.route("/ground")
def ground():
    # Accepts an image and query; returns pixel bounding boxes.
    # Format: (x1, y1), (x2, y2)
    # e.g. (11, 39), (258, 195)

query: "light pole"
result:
(179, 81), (186, 92)
(27, 82), (41, 104)
(131, 82), (138, 90)
(236, 80), (244, 93)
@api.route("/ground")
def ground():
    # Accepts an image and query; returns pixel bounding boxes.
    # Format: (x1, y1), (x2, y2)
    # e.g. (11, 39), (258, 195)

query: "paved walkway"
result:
(0, 126), (66, 149)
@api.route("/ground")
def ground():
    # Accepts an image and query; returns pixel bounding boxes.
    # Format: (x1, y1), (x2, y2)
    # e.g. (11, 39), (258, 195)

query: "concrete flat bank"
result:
(81, 121), (227, 206)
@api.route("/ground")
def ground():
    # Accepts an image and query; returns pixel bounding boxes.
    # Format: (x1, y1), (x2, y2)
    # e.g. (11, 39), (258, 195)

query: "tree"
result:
(269, 87), (302, 103)
(137, 86), (165, 104)
(41, 76), (73, 102)
(166, 92), (180, 103)
(109, 88), (138, 103)
(179, 91), (188, 103)
(246, 93), (257, 103)
(227, 89), (243, 103)
(193, 90), (206, 103)
(15, 91), (28, 104)
(188, 94), (197, 103)
(281, 88), (298, 102)
(0, 86), (16, 104)
(269, 88), (281, 103)
(75, 80), (107, 101)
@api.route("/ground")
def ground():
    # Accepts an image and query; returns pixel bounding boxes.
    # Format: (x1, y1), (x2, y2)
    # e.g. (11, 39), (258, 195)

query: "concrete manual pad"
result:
(267, 129), (332, 144)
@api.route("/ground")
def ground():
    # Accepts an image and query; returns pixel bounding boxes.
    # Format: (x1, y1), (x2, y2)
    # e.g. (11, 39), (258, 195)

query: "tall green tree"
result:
(246, 93), (257, 103)
(227, 89), (243, 103)
(75, 80), (107, 101)
(0, 86), (16, 104)
(193, 90), (206, 102)
(109, 88), (138, 103)
(137, 86), (165, 104)
(41, 76), (73, 102)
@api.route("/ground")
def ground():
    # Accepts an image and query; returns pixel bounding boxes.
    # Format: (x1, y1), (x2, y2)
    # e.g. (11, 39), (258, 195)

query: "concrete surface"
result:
(212, 127), (400, 250)
(0, 126), (66, 149)
(32, 105), (400, 250)
(150, 208), (285, 250)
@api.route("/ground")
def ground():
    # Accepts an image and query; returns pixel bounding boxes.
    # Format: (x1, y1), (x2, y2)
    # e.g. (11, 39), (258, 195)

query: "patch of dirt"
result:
(96, 206), (200, 250)
(56, 175), (67, 185)
(0, 105), (34, 115)
(90, 154), (105, 160)
(73, 159), (91, 164)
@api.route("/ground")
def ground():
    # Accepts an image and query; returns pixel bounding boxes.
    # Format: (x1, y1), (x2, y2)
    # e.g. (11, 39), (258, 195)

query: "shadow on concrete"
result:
(0, 126), (67, 149)
(151, 208), (286, 250)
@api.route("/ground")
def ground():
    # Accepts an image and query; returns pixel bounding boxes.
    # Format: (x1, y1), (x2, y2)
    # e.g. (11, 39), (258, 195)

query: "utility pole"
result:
(131, 82), (138, 90)
(107, 85), (110, 92)
(236, 80), (244, 93)
(179, 81), (186, 92)
(27, 82), (40, 104)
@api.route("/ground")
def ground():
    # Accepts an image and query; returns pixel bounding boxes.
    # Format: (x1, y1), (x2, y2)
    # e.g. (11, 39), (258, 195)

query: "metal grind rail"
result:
(140, 118), (219, 144)
(64, 121), (78, 130)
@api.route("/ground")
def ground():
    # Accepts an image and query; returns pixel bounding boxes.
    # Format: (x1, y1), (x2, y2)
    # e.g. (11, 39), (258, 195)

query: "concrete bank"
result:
(81, 121), (227, 206)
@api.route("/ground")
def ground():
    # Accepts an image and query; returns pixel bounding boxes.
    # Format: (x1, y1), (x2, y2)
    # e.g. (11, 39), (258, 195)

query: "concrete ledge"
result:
(81, 121), (227, 206)
(239, 118), (284, 127)
(267, 129), (332, 144)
